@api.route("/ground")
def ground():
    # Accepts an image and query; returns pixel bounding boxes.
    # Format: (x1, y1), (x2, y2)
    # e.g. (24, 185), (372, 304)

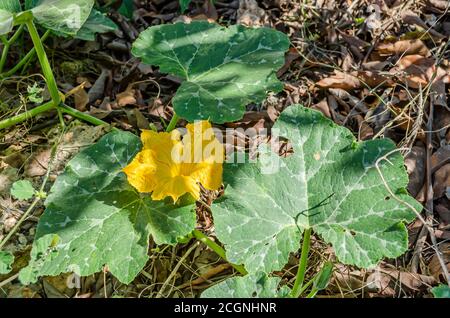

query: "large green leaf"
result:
(28, 0), (94, 35)
(21, 130), (196, 284)
(132, 21), (290, 123)
(0, 0), (21, 13)
(75, 9), (118, 41)
(0, 10), (14, 36)
(201, 272), (290, 298)
(0, 1), (21, 35)
(213, 105), (420, 273)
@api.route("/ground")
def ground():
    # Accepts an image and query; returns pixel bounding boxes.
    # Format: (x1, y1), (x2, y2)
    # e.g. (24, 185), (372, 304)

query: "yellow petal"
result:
(123, 150), (158, 193)
(141, 129), (180, 150)
(151, 175), (201, 202)
(183, 120), (224, 164)
(125, 121), (223, 202)
(183, 162), (223, 191)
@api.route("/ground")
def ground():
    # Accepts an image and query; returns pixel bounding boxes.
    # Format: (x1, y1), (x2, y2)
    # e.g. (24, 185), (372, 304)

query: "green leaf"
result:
(179, 0), (192, 12)
(27, 83), (44, 104)
(19, 234), (59, 284)
(10, 180), (36, 200)
(432, 284), (450, 298)
(118, 0), (134, 19)
(0, 250), (14, 274)
(75, 9), (118, 41)
(313, 262), (333, 291)
(213, 105), (420, 273)
(28, 0), (94, 35)
(0, 1), (20, 36)
(201, 272), (291, 298)
(22, 130), (196, 284)
(132, 21), (290, 123)
(0, 10), (14, 36)
(0, 0), (21, 13)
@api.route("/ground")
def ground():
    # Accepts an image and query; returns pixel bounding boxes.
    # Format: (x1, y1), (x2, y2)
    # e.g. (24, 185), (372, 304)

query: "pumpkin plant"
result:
(203, 105), (420, 297)
(0, 0), (117, 129)
(8, 20), (420, 298)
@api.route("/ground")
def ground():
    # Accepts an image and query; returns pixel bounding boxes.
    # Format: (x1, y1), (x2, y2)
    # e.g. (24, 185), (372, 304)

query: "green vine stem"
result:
(291, 228), (312, 298)
(0, 24), (25, 73)
(306, 288), (319, 298)
(192, 229), (247, 275)
(24, 19), (64, 127)
(0, 100), (54, 130)
(59, 105), (113, 128)
(165, 113), (179, 132)
(0, 29), (51, 78)
(0, 102), (112, 130)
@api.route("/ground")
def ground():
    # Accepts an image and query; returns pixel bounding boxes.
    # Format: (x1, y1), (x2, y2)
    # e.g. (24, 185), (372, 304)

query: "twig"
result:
(410, 94), (450, 286)
(177, 263), (231, 289)
(156, 242), (199, 298)
(0, 273), (20, 289)
(0, 129), (64, 250)
(411, 94), (435, 273)
(378, 148), (449, 285)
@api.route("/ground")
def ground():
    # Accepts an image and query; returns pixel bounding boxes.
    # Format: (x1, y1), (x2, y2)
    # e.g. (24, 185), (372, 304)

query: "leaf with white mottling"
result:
(28, 0), (94, 35)
(22, 131), (196, 284)
(0, 1), (20, 35)
(132, 21), (290, 123)
(201, 272), (290, 298)
(0, 10), (14, 36)
(213, 105), (420, 273)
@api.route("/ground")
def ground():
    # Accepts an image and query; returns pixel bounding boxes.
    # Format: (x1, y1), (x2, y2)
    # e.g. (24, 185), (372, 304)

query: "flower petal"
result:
(123, 150), (158, 193)
(141, 129), (180, 150)
(151, 176), (201, 202)
(124, 121), (223, 202)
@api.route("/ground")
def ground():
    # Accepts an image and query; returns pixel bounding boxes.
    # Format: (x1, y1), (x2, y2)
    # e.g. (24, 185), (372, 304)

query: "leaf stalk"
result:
(24, 19), (65, 127)
(192, 229), (247, 275)
(291, 228), (312, 298)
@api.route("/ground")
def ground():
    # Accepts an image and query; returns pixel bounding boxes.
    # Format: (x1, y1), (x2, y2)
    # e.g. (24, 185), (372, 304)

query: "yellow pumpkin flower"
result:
(123, 121), (224, 202)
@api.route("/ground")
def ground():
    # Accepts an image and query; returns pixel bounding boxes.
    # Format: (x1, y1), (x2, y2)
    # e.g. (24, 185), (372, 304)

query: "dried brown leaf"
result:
(316, 71), (360, 90)
(377, 39), (430, 57)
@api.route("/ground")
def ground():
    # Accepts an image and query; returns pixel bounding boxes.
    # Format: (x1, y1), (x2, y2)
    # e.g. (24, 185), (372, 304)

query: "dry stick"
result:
(0, 196), (40, 250)
(177, 263), (232, 290)
(409, 38), (450, 280)
(375, 148), (450, 286)
(0, 273), (19, 289)
(156, 242), (199, 298)
(411, 96), (435, 273)
(0, 132), (65, 288)
(410, 96), (450, 286)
